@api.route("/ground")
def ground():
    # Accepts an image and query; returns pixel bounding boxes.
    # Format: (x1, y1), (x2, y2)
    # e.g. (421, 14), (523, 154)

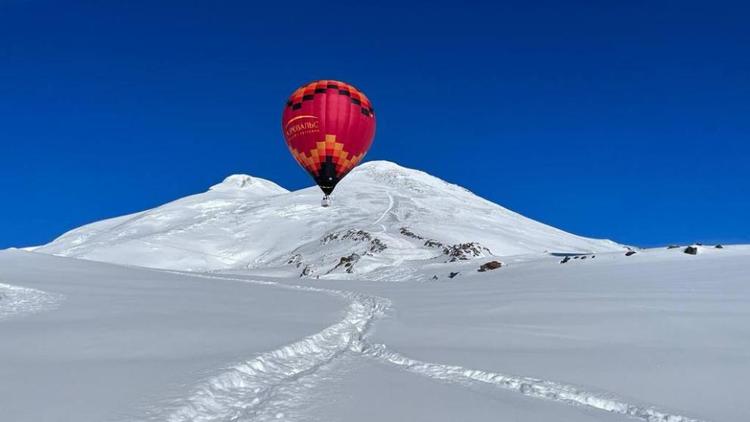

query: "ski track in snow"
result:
(147, 271), (389, 422)
(0, 282), (63, 321)
(362, 344), (704, 422)
(148, 271), (705, 422)
(372, 191), (393, 227)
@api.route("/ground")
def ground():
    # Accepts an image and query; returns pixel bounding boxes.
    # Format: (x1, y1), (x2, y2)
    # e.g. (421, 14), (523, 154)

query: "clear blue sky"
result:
(1, 1), (748, 249)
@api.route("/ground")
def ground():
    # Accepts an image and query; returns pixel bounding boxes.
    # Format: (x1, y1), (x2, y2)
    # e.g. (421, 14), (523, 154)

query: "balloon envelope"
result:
(281, 80), (376, 195)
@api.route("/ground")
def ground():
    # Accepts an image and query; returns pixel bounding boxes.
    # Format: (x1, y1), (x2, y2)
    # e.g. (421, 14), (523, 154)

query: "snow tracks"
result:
(148, 273), (388, 422)
(363, 343), (704, 422)
(0, 282), (62, 321)
(150, 272), (705, 422)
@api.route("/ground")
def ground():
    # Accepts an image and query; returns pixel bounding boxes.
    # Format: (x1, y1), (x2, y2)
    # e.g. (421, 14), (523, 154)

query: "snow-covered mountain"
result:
(36, 161), (623, 277)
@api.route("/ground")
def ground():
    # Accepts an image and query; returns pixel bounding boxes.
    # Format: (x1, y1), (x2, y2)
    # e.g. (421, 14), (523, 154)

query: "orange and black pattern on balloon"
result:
(281, 80), (376, 195)
(285, 80), (375, 117)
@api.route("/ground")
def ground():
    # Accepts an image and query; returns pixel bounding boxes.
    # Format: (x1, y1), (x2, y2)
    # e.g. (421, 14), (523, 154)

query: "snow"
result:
(35, 161), (623, 276)
(0, 250), (342, 422)
(4, 245), (749, 421)
(0, 281), (62, 321)
(3, 161), (749, 421)
(209, 174), (288, 195)
(303, 246), (750, 422)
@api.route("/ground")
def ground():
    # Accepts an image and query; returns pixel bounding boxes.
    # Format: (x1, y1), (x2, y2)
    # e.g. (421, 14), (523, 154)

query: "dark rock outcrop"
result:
(332, 253), (361, 273)
(478, 261), (503, 272)
(399, 227), (424, 240)
(424, 239), (444, 249)
(442, 242), (491, 262)
(287, 254), (302, 268)
(684, 246), (699, 255)
(321, 229), (387, 254)
(625, 250), (637, 256)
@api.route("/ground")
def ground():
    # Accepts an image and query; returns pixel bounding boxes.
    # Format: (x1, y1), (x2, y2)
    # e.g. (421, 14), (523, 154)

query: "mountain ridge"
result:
(35, 161), (624, 278)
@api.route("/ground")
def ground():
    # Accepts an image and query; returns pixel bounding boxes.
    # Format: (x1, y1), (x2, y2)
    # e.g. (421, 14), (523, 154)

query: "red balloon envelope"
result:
(281, 80), (376, 195)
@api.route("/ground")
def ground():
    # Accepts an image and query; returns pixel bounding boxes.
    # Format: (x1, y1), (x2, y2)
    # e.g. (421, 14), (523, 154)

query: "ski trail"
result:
(360, 343), (705, 422)
(148, 271), (389, 422)
(149, 271), (704, 422)
(154, 299), (381, 422)
(372, 191), (393, 227)
(0, 282), (63, 321)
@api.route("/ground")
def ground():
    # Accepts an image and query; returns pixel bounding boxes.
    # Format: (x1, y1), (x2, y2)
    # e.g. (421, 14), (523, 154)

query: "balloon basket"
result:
(321, 195), (332, 207)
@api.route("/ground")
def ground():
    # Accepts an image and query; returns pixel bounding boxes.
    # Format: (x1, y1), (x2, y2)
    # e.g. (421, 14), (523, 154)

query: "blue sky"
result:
(1, 1), (748, 248)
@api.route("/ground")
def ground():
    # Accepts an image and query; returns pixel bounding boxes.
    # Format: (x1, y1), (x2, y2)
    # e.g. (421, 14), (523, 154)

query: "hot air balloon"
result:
(281, 80), (376, 206)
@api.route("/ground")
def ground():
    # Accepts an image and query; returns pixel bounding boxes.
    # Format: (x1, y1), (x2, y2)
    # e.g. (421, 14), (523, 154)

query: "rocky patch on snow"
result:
(478, 261), (503, 272)
(398, 227), (424, 240)
(289, 229), (393, 277)
(300, 264), (314, 277)
(399, 227), (492, 263)
(330, 253), (361, 274)
(684, 245), (699, 255)
(287, 253), (303, 268)
(322, 229), (388, 254)
(559, 254), (596, 264)
(442, 242), (492, 262)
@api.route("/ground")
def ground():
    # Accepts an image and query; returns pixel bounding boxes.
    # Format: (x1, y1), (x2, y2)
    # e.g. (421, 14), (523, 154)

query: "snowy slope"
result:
(0, 250), (342, 422)
(4, 246), (749, 422)
(312, 245), (750, 422)
(36, 161), (623, 276)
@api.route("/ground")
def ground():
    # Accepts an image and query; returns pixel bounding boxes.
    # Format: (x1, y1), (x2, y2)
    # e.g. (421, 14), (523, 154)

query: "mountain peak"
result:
(209, 174), (288, 195)
(346, 160), (468, 196)
(35, 161), (622, 276)
(351, 160), (425, 176)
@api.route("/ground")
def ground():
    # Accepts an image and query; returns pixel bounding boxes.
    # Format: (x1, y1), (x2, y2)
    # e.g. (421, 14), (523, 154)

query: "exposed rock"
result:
(287, 254), (302, 268)
(591, 255), (596, 259)
(667, 245), (681, 249)
(368, 238), (387, 254)
(715, 244), (724, 249)
(560, 256), (571, 264)
(478, 261), (503, 272)
(332, 253), (361, 273)
(580, 255), (587, 260)
(625, 250), (637, 256)
(423, 239), (490, 261)
(448, 271), (460, 279)
(431, 275), (438, 280)
(321, 229), (372, 244)
(321, 229), (387, 254)
(424, 239), (444, 249)
(442, 242), (492, 262)
(684, 246), (699, 255)
(399, 227), (424, 240)
(300, 265), (313, 277)
(696, 242), (703, 246)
